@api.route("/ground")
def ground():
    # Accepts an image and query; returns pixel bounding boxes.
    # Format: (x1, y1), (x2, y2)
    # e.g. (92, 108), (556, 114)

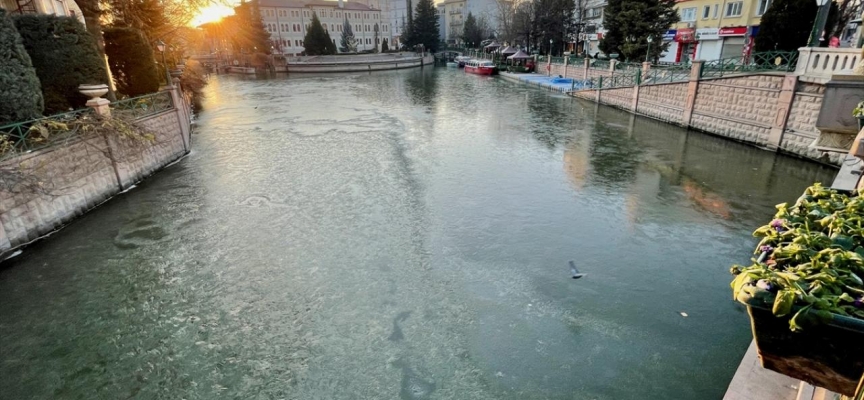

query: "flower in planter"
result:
(731, 183), (864, 331)
(853, 101), (864, 118)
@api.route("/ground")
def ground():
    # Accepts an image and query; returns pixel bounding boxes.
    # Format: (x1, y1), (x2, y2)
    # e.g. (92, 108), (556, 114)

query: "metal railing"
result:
(643, 63), (691, 84)
(575, 70), (643, 90)
(701, 51), (798, 79)
(0, 108), (93, 160)
(111, 91), (173, 119)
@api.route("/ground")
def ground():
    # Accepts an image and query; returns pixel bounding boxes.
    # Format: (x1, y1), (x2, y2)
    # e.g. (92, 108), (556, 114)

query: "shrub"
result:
(103, 27), (161, 97)
(179, 59), (208, 112)
(13, 14), (109, 113)
(0, 9), (43, 124)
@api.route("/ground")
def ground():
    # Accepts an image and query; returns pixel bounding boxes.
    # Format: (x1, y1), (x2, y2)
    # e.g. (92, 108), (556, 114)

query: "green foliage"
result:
(599, 0), (678, 61)
(462, 12), (483, 47)
(755, 0), (817, 52)
(381, 37), (389, 52)
(13, 14), (109, 114)
(340, 16), (356, 52)
(303, 13), (335, 55)
(179, 59), (207, 112)
(406, 0), (439, 52)
(107, 0), (169, 40)
(532, 0), (576, 56)
(731, 184), (864, 331)
(0, 9), (43, 124)
(233, 0), (271, 54)
(104, 27), (161, 97)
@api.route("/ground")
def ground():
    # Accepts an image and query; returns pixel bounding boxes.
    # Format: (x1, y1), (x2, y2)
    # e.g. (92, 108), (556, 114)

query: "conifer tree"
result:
(599, 0), (678, 61)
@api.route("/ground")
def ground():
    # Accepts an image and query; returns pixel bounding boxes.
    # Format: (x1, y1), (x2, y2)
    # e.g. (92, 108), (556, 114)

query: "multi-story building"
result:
(258, 0), (390, 55)
(672, 0), (772, 62)
(387, 0), (414, 49)
(437, 3), (446, 43)
(580, 0), (607, 56)
(443, 0), (464, 45)
(0, 0), (84, 24)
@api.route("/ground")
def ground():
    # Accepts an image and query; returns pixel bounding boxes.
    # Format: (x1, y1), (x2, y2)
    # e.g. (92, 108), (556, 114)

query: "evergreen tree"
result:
(235, 0), (271, 53)
(407, 0), (439, 52)
(0, 9), (43, 124)
(304, 12), (334, 55)
(103, 27), (161, 96)
(373, 23), (379, 52)
(599, 0), (678, 62)
(381, 37), (389, 52)
(533, 0), (576, 55)
(402, 0), (413, 49)
(462, 12), (482, 47)
(755, 0), (838, 52)
(340, 16), (356, 52)
(325, 29), (337, 54)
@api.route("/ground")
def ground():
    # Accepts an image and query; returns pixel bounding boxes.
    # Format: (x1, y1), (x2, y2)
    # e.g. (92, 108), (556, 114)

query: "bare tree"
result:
(494, 0), (518, 45)
(829, 0), (863, 39)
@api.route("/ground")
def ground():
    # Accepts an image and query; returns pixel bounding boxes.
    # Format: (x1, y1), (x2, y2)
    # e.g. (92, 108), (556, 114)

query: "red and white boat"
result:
(464, 60), (497, 76)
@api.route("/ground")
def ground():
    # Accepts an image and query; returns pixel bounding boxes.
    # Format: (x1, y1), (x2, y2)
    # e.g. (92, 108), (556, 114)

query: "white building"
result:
(0, 0), (85, 24)
(443, 0), (464, 45)
(258, 0), (390, 54)
(579, 0), (606, 56)
(437, 3), (446, 43)
(386, 0), (414, 49)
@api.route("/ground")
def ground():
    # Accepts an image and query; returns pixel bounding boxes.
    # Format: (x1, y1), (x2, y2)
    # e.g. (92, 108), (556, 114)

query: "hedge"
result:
(13, 15), (108, 114)
(103, 27), (161, 97)
(0, 9), (43, 124)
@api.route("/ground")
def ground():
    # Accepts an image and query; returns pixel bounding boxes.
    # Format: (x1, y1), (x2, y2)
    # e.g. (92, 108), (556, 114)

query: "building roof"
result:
(258, 0), (379, 10)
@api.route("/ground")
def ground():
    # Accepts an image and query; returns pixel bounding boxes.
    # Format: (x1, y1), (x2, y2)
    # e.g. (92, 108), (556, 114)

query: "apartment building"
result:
(258, 0), (389, 54)
(0, 0), (84, 24)
(672, 0), (772, 62)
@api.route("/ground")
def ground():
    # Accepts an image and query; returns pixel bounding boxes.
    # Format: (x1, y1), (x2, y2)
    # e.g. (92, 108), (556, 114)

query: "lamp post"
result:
(646, 35), (653, 63)
(808, 0), (831, 47)
(155, 39), (170, 85)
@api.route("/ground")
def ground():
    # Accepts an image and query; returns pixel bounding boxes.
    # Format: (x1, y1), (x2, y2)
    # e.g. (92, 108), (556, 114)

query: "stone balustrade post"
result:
(682, 60), (704, 128)
(642, 62), (651, 78)
(766, 75), (798, 151)
(583, 58), (590, 81)
(609, 59), (618, 72)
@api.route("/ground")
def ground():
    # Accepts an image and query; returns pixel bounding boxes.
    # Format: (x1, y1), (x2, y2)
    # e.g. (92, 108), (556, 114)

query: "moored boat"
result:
(464, 60), (496, 76)
(455, 56), (470, 68)
(446, 61), (458, 68)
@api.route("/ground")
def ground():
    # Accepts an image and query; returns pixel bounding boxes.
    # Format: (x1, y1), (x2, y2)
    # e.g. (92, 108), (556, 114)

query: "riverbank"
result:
(279, 53), (434, 73)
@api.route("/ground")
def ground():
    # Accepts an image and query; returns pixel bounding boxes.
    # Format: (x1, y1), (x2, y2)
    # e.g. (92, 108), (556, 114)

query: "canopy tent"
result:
(507, 50), (533, 60)
(500, 46), (518, 55)
(484, 41), (501, 49)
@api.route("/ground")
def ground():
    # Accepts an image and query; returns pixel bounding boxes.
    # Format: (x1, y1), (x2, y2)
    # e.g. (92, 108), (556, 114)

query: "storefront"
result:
(674, 28), (697, 63)
(584, 32), (605, 57)
(658, 29), (678, 63)
(695, 28), (721, 61)
(719, 26), (748, 59)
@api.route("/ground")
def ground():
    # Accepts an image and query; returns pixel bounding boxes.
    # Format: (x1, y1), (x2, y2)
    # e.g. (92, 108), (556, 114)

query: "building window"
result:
(713, 4), (719, 18)
(725, 1), (743, 17)
(702, 5), (710, 19)
(585, 7), (602, 18)
(757, 0), (772, 15)
(680, 7), (697, 22)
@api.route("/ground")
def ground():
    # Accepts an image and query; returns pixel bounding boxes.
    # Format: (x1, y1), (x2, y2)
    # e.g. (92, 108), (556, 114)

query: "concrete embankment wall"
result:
(571, 73), (826, 163)
(0, 89), (191, 255)
(283, 55), (434, 73)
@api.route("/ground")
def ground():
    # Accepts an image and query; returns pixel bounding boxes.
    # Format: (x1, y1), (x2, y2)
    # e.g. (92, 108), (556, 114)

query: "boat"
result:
(446, 61), (458, 68)
(464, 60), (496, 76)
(455, 56), (470, 68)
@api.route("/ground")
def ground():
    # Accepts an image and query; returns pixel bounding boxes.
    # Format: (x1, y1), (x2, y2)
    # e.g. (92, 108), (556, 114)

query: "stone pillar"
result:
(583, 58), (590, 81)
(642, 61), (651, 78)
(563, 56), (568, 79)
(767, 75), (798, 150)
(86, 98), (111, 116)
(609, 59), (618, 72)
(682, 60), (704, 128)
(631, 84), (640, 113)
(162, 81), (191, 153)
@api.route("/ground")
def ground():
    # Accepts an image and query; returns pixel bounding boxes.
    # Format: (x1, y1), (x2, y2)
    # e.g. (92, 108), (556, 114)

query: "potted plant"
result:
(854, 101), (864, 132)
(731, 183), (864, 396)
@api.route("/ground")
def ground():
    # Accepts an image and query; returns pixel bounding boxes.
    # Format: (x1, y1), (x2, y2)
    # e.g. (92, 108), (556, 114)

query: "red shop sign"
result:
(719, 26), (748, 36)
(675, 28), (696, 42)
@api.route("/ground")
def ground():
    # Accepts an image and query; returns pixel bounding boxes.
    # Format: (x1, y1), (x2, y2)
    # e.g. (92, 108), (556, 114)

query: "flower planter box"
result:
(742, 296), (864, 396)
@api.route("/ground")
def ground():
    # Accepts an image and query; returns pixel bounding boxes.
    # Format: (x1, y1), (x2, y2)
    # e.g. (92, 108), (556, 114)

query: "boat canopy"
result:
(507, 50), (533, 60)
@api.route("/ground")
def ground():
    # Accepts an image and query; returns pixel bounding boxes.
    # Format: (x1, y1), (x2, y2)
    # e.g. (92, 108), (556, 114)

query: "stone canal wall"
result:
(571, 65), (829, 163)
(0, 86), (191, 256)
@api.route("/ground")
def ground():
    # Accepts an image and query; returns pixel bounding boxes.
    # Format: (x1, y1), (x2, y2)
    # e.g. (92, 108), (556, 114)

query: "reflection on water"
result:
(0, 68), (836, 400)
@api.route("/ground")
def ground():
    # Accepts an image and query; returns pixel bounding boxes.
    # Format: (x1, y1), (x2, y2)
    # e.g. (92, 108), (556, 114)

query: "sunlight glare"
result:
(191, 5), (235, 26)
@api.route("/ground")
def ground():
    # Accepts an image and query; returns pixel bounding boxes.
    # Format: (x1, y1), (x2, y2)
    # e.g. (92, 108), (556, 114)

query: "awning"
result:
(500, 46), (518, 55)
(484, 41), (501, 49)
(507, 50), (533, 60)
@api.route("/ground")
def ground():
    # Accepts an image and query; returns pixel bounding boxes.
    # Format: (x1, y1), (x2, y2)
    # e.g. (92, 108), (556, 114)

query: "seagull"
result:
(569, 261), (585, 279)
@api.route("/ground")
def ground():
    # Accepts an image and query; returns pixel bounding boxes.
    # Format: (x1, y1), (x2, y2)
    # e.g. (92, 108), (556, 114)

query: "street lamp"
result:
(809, 0), (831, 47)
(155, 39), (170, 85)
(646, 35), (654, 63)
(549, 39), (553, 57)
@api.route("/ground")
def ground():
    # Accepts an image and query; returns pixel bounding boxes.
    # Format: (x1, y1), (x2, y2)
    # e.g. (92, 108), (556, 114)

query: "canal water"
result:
(0, 68), (836, 399)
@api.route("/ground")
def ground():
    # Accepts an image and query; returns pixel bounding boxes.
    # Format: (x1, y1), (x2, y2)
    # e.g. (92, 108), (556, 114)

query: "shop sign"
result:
(696, 28), (720, 40)
(719, 26), (747, 36)
(662, 29), (676, 41)
(675, 28), (696, 43)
